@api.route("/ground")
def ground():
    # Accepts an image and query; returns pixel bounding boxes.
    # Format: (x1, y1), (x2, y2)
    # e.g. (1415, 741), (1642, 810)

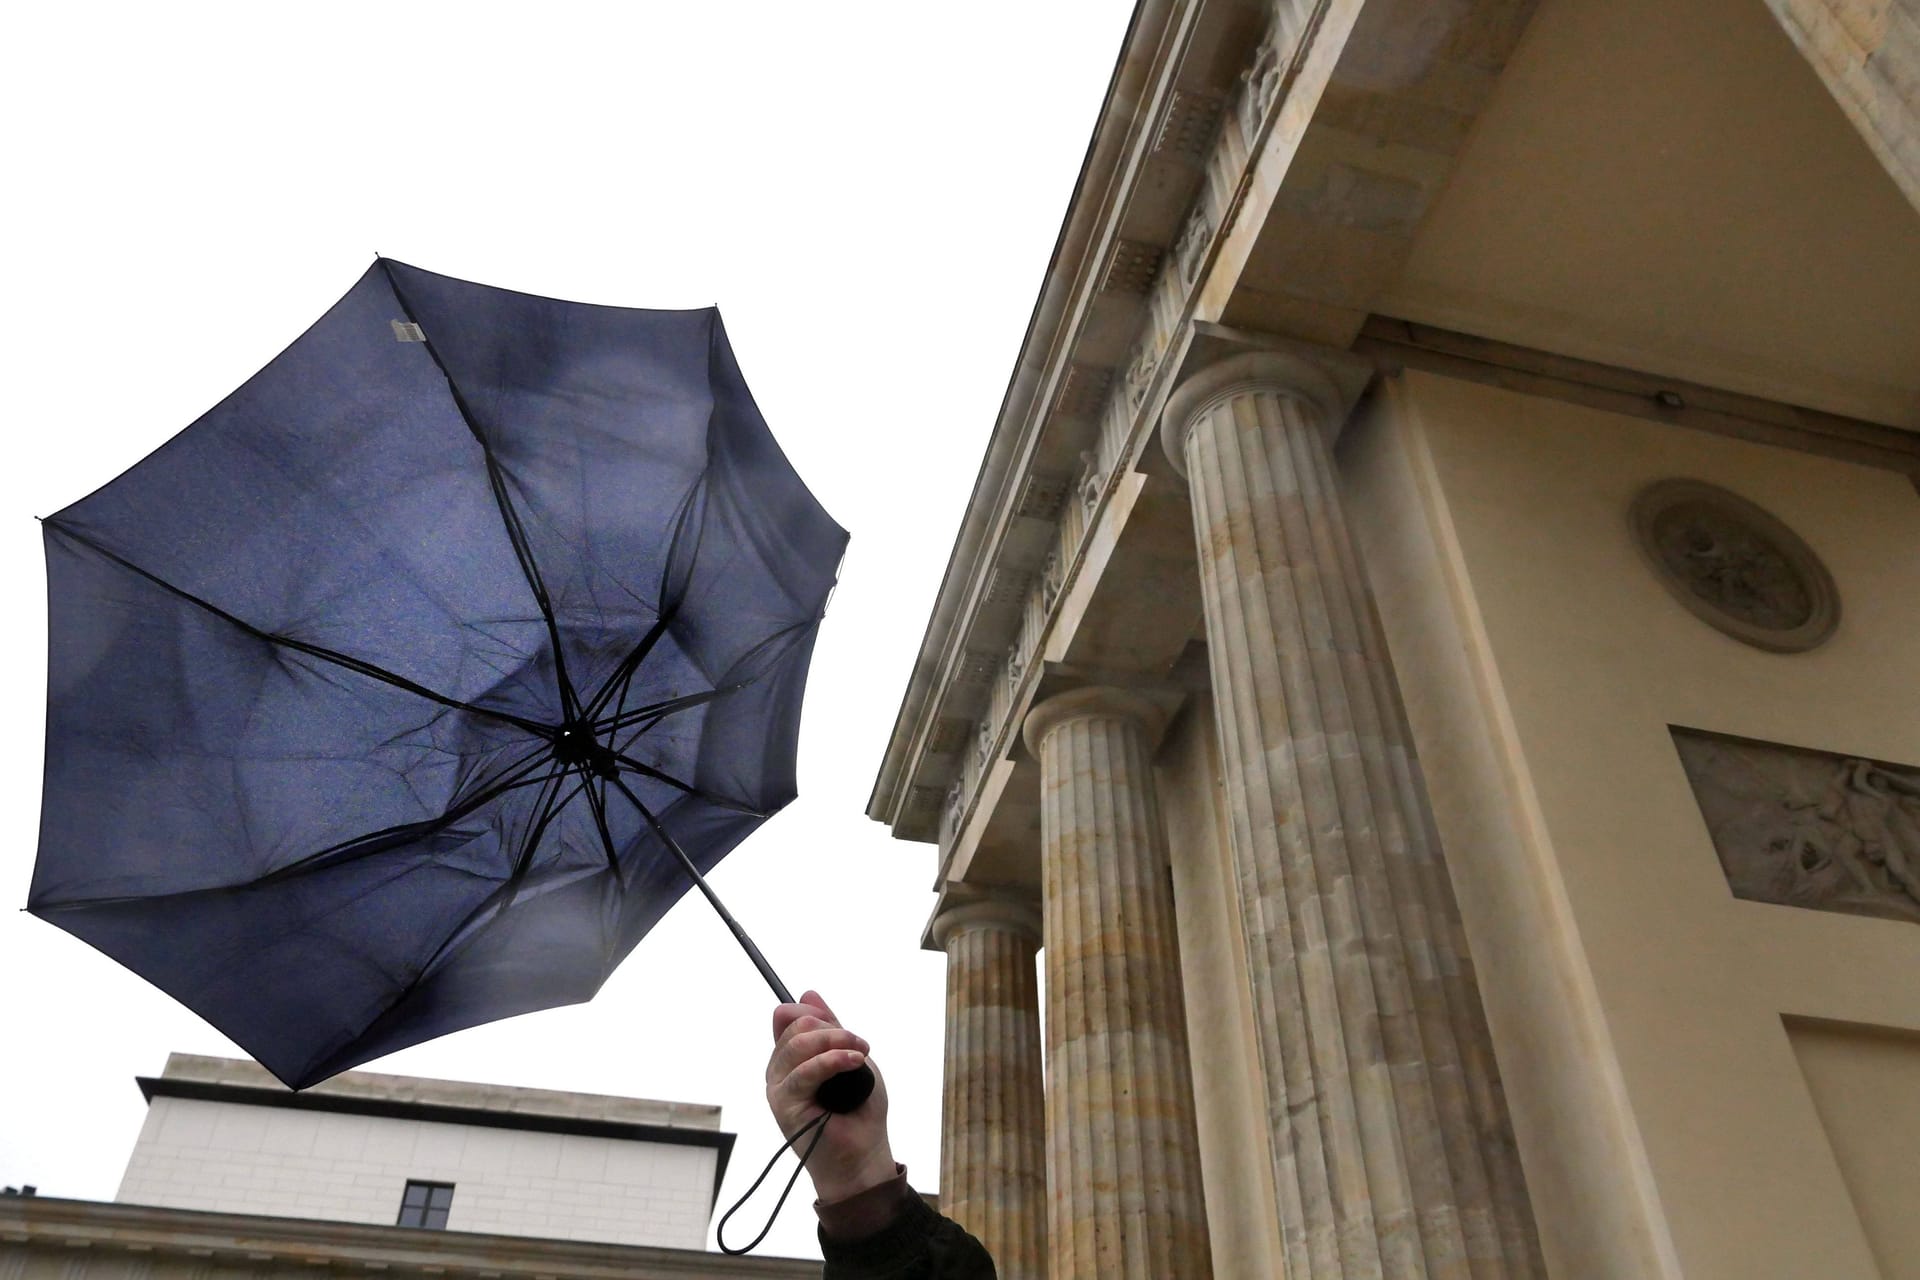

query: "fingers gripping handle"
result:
(816, 1062), (875, 1114)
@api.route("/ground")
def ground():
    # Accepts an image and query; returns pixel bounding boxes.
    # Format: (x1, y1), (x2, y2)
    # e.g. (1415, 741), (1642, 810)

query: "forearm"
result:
(817, 1169), (996, 1280)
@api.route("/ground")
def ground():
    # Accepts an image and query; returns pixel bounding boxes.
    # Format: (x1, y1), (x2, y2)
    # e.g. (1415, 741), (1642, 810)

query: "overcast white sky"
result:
(0, 2), (1130, 1260)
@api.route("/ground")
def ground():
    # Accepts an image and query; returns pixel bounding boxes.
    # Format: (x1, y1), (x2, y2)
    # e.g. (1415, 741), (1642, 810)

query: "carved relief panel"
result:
(1630, 479), (1840, 652)
(1673, 728), (1920, 925)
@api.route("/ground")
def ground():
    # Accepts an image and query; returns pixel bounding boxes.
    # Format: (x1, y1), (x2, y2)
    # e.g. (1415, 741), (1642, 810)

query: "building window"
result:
(396, 1180), (454, 1229)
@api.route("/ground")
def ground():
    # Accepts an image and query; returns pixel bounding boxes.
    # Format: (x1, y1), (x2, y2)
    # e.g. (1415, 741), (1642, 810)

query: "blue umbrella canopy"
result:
(31, 260), (849, 1090)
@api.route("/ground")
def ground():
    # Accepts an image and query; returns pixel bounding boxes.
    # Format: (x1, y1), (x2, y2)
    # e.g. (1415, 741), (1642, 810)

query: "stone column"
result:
(1160, 352), (1545, 1280)
(932, 891), (1047, 1280)
(1022, 687), (1213, 1280)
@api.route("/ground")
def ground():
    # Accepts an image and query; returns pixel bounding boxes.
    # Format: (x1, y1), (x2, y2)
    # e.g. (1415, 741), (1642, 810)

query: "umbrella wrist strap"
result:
(716, 1110), (831, 1255)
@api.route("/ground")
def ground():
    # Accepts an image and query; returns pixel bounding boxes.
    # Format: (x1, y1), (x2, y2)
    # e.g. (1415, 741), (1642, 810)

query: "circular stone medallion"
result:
(1628, 479), (1839, 653)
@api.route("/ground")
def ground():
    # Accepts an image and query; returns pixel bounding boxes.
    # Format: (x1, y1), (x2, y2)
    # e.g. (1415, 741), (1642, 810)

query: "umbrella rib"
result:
(44, 520), (551, 738)
(581, 771), (627, 889)
(595, 684), (744, 737)
(343, 766), (589, 1048)
(493, 766), (589, 917)
(590, 615), (816, 736)
(610, 752), (768, 817)
(581, 610), (675, 725)
(33, 747), (563, 912)
(378, 260), (584, 726)
(580, 478), (705, 725)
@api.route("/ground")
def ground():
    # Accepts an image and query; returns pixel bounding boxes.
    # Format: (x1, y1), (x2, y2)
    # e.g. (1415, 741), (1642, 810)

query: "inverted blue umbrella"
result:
(31, 260), (869, 1111)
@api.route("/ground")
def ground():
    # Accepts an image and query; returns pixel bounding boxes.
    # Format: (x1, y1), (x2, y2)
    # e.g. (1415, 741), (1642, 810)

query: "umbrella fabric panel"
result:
(37, 840), (537, 1089)
(650, 314), (847, 689)
(34, 530), (542, 906)
(301, 798), (766, 1088)
(377, 262), (722, 718)
(45, 268), (554, 720)
(37, 730), (757, 1089)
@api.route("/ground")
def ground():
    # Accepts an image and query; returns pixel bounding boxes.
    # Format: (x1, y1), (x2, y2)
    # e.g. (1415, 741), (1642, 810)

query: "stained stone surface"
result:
(933, 896), (1047, 1280)
(1674, 728), (1920, 924)
(1024, 687), (1214, 1280)
(1162, 352), (1545, 1280)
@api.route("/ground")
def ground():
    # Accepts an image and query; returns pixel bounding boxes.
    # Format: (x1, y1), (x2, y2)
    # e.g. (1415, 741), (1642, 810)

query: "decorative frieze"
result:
(1173, 208), (1211, 286)
(1041, 552), (1062, 610)
(1239, 36), (1286, 142)
(943, 782), (965, 847)
(922, 7), (1313, 854)
(1125, 344), (1161, 410)
(1673, 728), (1920, 925)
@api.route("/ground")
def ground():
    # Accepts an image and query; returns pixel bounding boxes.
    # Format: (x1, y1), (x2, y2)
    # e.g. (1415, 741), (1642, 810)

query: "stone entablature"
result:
(873, 0), (1322, 857)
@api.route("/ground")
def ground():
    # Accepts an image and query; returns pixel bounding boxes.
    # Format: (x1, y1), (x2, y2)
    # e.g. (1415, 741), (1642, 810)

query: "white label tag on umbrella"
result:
(391, 320), (426, 343)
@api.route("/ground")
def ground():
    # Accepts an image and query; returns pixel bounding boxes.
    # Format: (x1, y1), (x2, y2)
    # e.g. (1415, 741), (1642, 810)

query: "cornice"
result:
(868, 0), (1302, 851)
(865, 0), (1187, 837)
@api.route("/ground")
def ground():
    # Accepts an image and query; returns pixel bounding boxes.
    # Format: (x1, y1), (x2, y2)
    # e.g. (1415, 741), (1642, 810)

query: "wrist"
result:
(811, 1145), (899, 1204)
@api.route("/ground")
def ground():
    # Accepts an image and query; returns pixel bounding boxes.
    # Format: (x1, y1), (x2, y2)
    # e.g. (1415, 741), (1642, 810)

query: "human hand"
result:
(766, 990), (895, 1203)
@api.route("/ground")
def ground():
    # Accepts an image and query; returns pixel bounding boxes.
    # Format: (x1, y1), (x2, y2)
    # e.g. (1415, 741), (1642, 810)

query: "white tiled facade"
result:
(113, 1056), (724, 1250)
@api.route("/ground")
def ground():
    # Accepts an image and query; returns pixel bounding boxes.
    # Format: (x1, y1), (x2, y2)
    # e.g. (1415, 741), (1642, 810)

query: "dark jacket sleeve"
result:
(816, 1171), (996, 1280)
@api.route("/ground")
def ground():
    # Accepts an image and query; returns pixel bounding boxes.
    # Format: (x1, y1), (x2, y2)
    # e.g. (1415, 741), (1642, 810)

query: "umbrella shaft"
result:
(658, 823), (795, 1005)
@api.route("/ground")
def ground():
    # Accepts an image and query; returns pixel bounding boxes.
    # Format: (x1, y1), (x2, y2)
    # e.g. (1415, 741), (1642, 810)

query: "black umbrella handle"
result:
(816, 1063), (875, 1114)
(719, 909), (875, 1112)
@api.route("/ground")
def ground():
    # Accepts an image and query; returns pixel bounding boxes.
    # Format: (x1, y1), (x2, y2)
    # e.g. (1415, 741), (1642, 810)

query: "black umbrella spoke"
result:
(580, 771), (628, 891)
(594, 683), (745, 738)
(384, 770), (590, 1021)
(32, 747), (565, 913)
(266, 745), (560, 882)
(611, 752), (767, 817)
(581, 609), (676, 726)
(496, 766), (592, 916)
(483, 459), (583, 724)
(44, 521), (552, 738)
(378, 259), (583, 728)
(579, 478), (707, 726)
(589, 616), (815, 739)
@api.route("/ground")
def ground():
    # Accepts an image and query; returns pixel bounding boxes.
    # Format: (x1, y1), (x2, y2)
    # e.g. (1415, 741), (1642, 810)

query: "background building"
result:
(872, 0), (1920, 1277)
(0, 1055), (812, 1278)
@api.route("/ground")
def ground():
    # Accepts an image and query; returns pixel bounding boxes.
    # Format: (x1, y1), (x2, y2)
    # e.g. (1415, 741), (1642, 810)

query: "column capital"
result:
(1159, 345), (1372, 476)
(1021, 684), (1168, 758)
(929, 886), (1043, 949)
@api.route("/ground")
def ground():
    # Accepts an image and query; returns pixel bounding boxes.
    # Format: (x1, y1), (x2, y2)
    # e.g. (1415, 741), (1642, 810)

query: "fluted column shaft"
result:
(1023, 688), (1213, 1280)
(1162, 353), (1545, 1280)
(934, 896), (1047, 1280)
